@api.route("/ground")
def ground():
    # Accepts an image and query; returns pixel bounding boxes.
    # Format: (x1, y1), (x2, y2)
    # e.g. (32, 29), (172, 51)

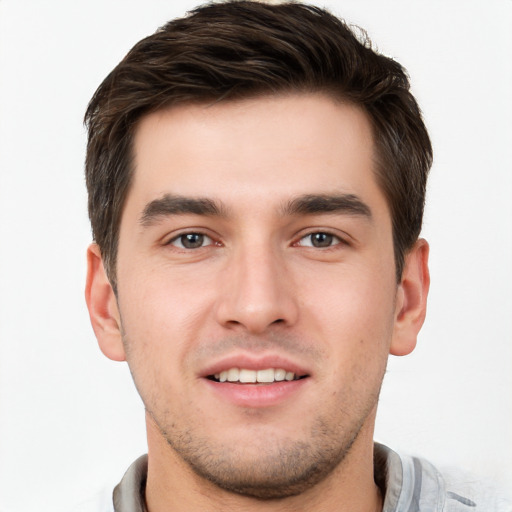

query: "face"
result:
(89, 94), (425, 499)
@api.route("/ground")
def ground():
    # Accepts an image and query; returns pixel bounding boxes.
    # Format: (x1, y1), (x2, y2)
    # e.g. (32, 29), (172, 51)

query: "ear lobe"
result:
(390, 238), (430, 356)
(85, 243), (126, 362)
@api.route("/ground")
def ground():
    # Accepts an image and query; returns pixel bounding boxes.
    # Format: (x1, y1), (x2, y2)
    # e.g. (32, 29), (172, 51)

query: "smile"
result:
(202, 358), (311, 407)
(210, 368), (306, 384)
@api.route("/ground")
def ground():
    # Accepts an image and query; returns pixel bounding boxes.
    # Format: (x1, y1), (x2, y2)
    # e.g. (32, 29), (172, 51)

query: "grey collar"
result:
(113, 454), (148, 512)
(112, 444), (440, 511)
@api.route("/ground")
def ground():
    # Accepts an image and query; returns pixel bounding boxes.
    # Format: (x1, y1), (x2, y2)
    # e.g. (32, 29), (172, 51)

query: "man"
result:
(83, 1), (509, 511)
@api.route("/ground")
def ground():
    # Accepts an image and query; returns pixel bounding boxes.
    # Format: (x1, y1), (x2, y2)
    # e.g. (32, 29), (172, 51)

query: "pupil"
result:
(182, 233), (204, 248)
(312, 232), (332, 247)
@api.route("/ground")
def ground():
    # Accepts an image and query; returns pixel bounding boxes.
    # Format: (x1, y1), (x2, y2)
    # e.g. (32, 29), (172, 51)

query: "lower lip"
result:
(202, 378), (308, 408)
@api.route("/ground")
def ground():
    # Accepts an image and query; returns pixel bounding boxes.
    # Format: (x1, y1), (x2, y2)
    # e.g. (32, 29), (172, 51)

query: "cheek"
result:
(298, 263), (396, 366)
(301, 262), (396, 326)
(115, 273), (208, 383)
(118, 261), (215, 333)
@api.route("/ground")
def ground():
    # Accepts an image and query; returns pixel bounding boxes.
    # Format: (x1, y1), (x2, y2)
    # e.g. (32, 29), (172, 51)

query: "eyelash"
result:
(295, 231), (346, 249)
(167, 232), (218, 249)
(166, 230), (348, 250)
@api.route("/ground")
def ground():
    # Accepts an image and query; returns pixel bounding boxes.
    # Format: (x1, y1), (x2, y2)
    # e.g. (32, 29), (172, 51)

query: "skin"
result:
(86, 93), (429, 512)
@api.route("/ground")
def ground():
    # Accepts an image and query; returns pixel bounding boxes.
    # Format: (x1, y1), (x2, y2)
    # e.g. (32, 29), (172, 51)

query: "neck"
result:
(144, 411), (383, 512)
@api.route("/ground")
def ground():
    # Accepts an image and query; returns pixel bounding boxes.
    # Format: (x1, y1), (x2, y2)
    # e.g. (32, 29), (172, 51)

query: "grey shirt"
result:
(93, 444), (510, 511)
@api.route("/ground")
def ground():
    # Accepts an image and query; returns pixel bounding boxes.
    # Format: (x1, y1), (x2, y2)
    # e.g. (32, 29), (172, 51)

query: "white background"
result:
(0, 1), (511, 510)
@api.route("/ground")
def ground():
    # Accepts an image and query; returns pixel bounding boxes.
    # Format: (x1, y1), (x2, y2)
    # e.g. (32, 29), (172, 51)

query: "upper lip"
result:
(199, 353), (311, 378)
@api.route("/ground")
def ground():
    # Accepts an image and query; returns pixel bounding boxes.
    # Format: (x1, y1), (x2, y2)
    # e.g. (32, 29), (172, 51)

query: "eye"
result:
(297, 232), (343, 248)
(169, 232), (214, 249)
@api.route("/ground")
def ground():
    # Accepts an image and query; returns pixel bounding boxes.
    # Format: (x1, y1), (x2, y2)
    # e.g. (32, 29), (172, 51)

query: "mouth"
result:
(200, 355), (311, 407)
(207, 367), (309, 384)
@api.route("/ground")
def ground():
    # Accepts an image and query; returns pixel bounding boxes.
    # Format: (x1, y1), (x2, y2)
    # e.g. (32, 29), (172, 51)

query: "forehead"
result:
(128, 93), (383, 217)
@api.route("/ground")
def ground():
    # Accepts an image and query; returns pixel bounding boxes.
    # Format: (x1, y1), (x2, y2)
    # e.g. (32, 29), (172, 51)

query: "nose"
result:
(214, 244), (299, 334)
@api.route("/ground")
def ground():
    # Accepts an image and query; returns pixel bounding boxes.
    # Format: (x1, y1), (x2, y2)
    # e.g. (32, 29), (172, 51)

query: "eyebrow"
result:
(139, 192), (372, 227)
(139, 194), (227, 226)
(282, 194), (372, 219)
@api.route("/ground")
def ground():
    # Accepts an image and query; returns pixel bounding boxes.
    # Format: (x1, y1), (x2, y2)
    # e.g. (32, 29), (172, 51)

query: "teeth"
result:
(257, 368), (274, 383)
(212, 368), (299, 383)
(227, 368), (240, 382)
(239, 369), (257, 383)
(274, 369), (286, 381)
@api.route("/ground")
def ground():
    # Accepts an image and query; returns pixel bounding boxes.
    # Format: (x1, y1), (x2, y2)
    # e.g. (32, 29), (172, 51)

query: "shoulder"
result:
(69, 454), (147, 512)
(375, 443), (512, 512)
(69, 486), (114, 512)
(440, 465), (512, 512)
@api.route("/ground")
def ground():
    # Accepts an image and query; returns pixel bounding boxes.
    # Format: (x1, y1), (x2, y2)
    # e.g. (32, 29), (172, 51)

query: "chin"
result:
(161, 414), (362, 500)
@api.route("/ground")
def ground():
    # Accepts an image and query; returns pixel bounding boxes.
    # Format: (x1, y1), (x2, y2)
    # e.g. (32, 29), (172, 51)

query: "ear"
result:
(85, 243), (126, 361)
(390, 238), (430, 356)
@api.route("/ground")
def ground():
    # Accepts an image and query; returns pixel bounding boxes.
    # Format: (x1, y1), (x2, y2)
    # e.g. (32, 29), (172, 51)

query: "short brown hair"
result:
(85, 1), (432, 291)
